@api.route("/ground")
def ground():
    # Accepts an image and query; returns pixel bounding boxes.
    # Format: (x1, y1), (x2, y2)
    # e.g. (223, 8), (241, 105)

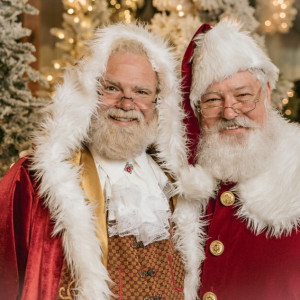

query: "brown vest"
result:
(107, 233), (184, 300)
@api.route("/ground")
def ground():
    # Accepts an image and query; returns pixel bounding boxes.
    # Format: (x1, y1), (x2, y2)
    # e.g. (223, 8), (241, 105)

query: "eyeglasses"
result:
(97, 83), (157, 110)
(196, 89), (261, 118)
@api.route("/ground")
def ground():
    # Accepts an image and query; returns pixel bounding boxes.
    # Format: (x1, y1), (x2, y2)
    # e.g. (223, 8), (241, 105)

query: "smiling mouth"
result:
(110, 115), (138, 122)
(225, 125), (240, 130)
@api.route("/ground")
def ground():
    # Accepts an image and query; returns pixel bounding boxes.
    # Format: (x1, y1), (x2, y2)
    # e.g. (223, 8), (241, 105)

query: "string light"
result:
(54, 62), (61, 69)
(47, 75), (53, 81)
(280, 12), (286, 18)
(58, 33), (65, 39)
(282, 98), (289, 105)
(285, 109), (292, 116)
(287, 91), (294, 97)
(265, 20), (272, 26)
(74, 17), (80, 23)
(87, 5), (93, 11)
(257, 0), (297, 34)
(176, 4), (184, 17)
(67, 8), (74, 14)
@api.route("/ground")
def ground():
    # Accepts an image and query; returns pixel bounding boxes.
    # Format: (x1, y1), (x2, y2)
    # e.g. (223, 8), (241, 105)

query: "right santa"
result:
(173, 19), (300, 300)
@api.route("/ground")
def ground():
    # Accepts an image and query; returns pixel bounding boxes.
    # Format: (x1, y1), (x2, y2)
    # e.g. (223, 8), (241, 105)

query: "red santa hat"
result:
(181, 18), (279, 164)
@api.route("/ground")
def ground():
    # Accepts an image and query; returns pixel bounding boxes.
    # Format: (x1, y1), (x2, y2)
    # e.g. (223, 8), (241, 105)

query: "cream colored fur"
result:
(31, 23), (189, 299)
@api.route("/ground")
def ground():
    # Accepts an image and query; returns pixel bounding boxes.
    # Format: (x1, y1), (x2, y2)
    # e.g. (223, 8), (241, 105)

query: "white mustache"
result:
(101, 107), (144, 123)
(207, 116), (259, 133)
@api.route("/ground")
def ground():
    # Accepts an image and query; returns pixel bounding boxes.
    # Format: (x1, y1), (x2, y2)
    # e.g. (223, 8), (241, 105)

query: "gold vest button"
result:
(209, 240), (224, 256)
(203, 291), (217, 300)
(220, 191), (235, 206)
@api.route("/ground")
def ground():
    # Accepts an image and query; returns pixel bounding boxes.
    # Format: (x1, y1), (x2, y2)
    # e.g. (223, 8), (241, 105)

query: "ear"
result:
(266, 81), (271, 104)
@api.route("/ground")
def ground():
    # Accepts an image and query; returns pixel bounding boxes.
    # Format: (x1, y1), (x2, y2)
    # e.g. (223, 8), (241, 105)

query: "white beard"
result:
(88, 107), (158, 161)
(197, 108), (279, 183)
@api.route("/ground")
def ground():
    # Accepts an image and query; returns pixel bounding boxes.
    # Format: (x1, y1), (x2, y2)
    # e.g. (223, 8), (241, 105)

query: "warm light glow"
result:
(54, 63), (61, 69)
(115, 3), (121, 9)
(282, 98), (289, 105)
(68, 38), (74, 43)
(280, 12), (286, 18)
(78, 0), (87, 5)
(281, 3), (287, 9)
(74, 17), (80, 23)
(47, 75), (53, 81)
(287, 91), (294, 97)
(110, 0), (116, 5)
(265, 20), (272, 26)
(278, 0), (283, 4)
(272, 0), (278, 6)
(68, 0), (74, 3)
(87, 5), (93, 11)
(285, 109), (292, 116)
(281, 22), (288, 28)
(58, 33), (65, 39)
(176, 4), (183, 10)
(67, 8), (74, 14)
(178, 11), (184, 17)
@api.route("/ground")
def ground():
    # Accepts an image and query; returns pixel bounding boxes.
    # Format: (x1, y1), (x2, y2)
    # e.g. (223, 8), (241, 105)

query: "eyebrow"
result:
(203, 85), (255, 96)
(101, 77), (155, 94)
(101, 77), (120, 86)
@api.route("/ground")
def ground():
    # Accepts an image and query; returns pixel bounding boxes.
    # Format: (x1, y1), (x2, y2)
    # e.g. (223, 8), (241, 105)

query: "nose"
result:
(116, 93), (135, 111)
(222, 96), (238, 120)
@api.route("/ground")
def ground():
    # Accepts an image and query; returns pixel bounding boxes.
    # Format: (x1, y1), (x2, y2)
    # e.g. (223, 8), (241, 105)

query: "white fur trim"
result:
(234, 117), (300, 237)
(31, 23), (189, 299)
(176, 164), (216, 202)
(190, 18), (279, 110)
(172, 197), (207, 300)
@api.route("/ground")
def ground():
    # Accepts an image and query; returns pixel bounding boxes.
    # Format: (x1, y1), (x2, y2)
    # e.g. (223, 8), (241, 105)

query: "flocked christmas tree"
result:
(150, 0), (297, 111)
(0, 0), (47, 177)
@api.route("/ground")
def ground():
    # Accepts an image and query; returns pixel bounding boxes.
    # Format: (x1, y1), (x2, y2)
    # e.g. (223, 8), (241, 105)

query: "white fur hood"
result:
(31, 23), (188, 300)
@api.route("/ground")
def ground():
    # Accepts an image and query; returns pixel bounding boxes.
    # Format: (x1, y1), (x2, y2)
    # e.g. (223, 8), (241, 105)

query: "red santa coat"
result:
(200, 183), (300, 300)
(0, 158), (64, 300)
(0, 151), (185, 300)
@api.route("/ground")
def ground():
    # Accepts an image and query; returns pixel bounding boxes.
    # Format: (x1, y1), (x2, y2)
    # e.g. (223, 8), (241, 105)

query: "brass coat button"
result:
(209, 240), (224, 256)
(220, 191), (235, 206)
(203, 291), (217, 300)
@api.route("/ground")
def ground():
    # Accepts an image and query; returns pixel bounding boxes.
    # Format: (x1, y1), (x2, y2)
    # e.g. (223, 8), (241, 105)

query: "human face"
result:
(98, 52), (157, 126)
(198, 71), (271, 136)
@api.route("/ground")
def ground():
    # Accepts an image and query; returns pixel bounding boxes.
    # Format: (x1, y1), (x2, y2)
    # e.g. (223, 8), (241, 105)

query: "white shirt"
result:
(89, 147), (172, 245)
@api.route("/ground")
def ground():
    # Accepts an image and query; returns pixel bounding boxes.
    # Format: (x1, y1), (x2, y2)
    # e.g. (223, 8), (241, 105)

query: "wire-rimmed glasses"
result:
(196, 89), (261, 118)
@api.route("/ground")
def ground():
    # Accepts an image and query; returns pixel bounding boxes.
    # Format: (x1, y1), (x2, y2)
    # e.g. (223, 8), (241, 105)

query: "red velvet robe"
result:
(0, 157), (64, 300)
(199, 182), (300, 300)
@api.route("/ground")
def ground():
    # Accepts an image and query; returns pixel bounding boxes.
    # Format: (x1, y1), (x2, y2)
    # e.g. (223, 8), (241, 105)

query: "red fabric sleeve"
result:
(0, 158), (64, 300)
(0, 157), (34, 299)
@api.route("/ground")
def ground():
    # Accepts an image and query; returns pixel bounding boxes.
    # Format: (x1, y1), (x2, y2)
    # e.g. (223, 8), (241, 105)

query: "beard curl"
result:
(88, 107), (158, 161)
(197, 108), (279, 183)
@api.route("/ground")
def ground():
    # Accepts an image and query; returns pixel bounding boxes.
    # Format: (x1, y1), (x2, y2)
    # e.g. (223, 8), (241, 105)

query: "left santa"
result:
(0, 23), (190, 300)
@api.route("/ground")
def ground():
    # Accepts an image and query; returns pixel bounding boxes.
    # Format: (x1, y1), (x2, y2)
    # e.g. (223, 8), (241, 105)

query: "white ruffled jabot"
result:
(89, 148), (172, 246)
